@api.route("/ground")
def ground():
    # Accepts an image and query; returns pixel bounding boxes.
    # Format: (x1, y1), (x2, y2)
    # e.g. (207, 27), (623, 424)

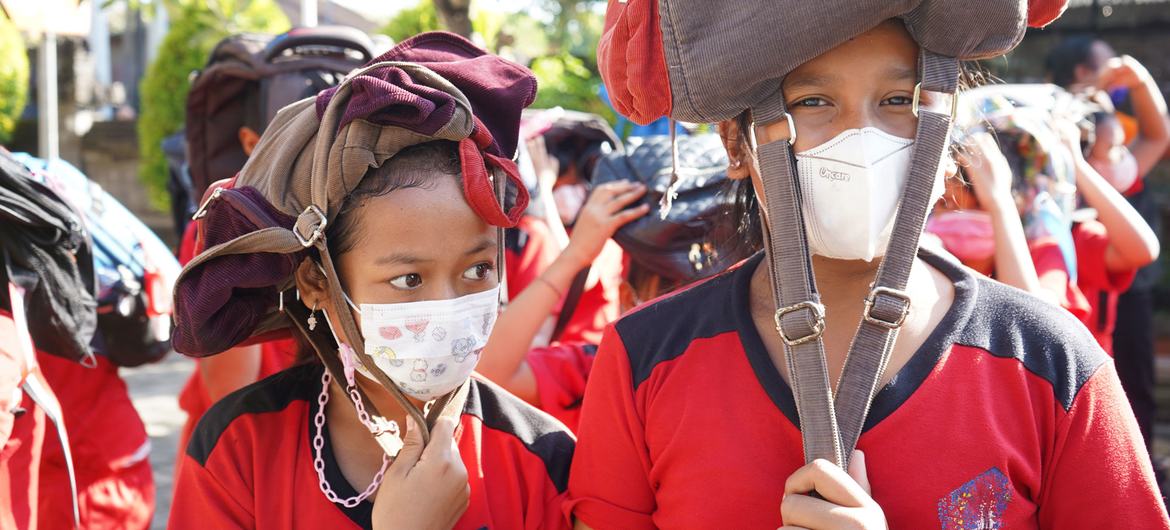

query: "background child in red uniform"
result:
(1047, 40), (1170, 457)
(568, 15), (1169, 529)
(479, 179), (647, 429)
(169, 33), (574, 529)
(927, 109), (1158, 356)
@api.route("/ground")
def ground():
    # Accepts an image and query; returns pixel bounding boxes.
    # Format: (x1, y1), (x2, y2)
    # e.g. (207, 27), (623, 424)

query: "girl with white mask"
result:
(169, 33), (574, 529)
(568, 8), (1169, 530)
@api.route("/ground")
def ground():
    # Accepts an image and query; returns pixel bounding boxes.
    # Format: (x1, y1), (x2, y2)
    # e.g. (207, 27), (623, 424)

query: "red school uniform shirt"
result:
(1072, 220), (1136, 355)
(36, 352), (155, 529)
(1029, 236), (1091, 323)
(170, 363), (575, 529)
(526, 343), (597, 432)
(567, 251), (1168, 530)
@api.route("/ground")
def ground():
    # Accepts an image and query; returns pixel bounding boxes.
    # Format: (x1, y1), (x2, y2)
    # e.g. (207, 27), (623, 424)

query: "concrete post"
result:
(37, 30), (58, 161)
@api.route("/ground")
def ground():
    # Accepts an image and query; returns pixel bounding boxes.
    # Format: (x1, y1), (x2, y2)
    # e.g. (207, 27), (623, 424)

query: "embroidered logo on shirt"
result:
(937, 467), (1012, 529)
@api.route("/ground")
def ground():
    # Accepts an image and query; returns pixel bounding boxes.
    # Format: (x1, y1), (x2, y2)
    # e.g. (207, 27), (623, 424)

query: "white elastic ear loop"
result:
(316, 262), (361, 313)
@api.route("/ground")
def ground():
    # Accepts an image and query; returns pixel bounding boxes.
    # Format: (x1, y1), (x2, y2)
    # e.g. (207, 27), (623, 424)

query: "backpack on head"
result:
(183, 26), (375, 214)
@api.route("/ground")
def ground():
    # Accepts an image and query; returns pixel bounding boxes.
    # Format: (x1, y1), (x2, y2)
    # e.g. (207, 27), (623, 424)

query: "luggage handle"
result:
(264, 26), (374, 63)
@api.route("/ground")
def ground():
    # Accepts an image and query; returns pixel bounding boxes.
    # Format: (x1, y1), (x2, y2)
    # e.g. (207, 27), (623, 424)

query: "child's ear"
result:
(717, 119), (753, 181)
(293, 257), (328, 309)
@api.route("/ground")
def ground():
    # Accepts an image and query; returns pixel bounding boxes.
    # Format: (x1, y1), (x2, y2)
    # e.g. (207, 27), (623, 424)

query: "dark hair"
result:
(726, 63), (985, 256)
(241, 83), (266, 134)
(1045, 36), (1099, 89)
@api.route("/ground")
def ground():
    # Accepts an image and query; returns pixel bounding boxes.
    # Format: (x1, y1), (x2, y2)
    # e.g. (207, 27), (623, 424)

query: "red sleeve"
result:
(566, 326), (656, 530)
(168, 452), (254, 528)
(1037, 361), (1170, 529)
(506, 216), (560, 301)
(1029, 237), (1091, 324)
(526, 343), (596, 431)
(1073, 221), (1136, 293)
(178, 221), (199, 266)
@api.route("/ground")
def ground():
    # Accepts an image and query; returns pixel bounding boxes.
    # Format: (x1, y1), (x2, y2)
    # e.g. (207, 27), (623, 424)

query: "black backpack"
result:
(172, 26), (374, 237)
(0, 149), (97, 364)
(591, 133), (749, 282)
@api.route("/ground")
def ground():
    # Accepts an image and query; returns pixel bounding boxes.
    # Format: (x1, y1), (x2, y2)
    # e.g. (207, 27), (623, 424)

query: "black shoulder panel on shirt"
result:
(958, 277), (1109, 411)
(186, 362), (319, 467)
(614, 256), (752, 390)
(463, 377), (576, 492)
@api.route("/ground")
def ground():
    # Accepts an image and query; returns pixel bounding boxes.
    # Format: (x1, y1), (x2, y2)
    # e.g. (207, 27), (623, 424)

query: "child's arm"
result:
(200, 344), (262, 402)
(1060, 121), (1160, 272)
(1097, 56), (1170, 178)
(479, 181), (648, 403)
(961, 133), (1051, 302)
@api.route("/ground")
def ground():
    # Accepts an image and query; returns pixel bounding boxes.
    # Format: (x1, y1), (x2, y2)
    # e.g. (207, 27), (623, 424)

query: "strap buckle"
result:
(911, 83), (958, 121)
(294, 205), (328, 247)
(191, 187), (224, 221)
(863, 286), (912, 329)
(774, 301), (826, 346)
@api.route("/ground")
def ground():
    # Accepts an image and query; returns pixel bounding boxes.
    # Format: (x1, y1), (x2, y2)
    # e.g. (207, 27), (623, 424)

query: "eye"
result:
(882, 95), (914, 106)
(462, 262), (493, 281)
(389, 273), (423, 290)
(791, 97), (828, 108)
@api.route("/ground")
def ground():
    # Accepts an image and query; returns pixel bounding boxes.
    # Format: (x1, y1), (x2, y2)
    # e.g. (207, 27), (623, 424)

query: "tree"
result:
(381, 1), (442, 43)
(136, 0), (288, 209)
(432, 0), (472, 38)
(0, 11), (28, 144)
(529, 53), (614, 123)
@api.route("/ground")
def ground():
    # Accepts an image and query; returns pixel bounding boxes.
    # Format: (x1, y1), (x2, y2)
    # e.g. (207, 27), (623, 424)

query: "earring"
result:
(307, 302), (319, 331)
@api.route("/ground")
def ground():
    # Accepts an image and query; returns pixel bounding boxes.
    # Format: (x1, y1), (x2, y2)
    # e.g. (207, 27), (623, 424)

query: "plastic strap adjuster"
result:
(863, 286), (912, 329)
(774, 301), (826, 346)
(294, 205), (328, 247)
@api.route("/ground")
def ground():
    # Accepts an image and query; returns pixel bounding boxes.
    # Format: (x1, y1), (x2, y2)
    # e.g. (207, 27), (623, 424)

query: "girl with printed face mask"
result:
(168, 33), (574, 530)
(567, 13), (1169, 530)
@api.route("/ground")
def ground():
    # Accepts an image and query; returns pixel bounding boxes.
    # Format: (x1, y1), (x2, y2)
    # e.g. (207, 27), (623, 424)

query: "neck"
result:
(750, 254), (882, 318)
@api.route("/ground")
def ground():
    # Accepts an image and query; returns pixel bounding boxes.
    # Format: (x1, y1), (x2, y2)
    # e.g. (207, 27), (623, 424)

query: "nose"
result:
(428, 281), (461, 302)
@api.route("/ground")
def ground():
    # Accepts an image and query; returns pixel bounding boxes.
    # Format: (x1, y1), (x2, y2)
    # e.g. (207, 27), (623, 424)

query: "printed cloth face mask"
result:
(925, 209), (996, 263)
(325, 285), (501, 402)
(794, 127), (944, 262)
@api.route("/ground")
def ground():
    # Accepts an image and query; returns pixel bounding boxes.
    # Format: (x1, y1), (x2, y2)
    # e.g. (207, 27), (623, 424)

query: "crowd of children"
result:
(3, 1), (1170, 528)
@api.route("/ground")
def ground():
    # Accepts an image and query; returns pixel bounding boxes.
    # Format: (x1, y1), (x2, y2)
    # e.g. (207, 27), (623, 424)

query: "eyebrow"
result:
(785, 66), (917, 92)
(374, 252), (432, 266)
(372, 236), (497, 266)
(464, 236), (497, 257)
(885, 66), (917, 83)
(784, 71), (839, 91)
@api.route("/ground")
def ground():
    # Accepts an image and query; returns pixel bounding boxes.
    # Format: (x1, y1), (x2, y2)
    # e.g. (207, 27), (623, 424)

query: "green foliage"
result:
(0, 13), (28, 144)
(381, 2), (614, 125)
(529, 53), (614, 123)
(137, 0), (289, 209)
(380, 2), (442, 43)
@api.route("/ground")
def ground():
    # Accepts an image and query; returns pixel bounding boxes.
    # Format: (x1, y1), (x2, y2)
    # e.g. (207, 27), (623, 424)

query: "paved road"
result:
(123, 352), (193, 529)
